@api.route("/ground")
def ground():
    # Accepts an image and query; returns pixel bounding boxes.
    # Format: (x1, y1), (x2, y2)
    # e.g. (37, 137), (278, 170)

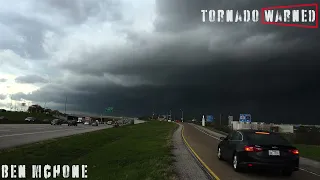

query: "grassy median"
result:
(295, 144), (320, 161)
(0, 121), (178, 180)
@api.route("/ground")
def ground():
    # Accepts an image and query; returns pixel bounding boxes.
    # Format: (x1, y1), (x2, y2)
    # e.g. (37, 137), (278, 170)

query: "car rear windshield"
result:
(246, 133), (290, 145)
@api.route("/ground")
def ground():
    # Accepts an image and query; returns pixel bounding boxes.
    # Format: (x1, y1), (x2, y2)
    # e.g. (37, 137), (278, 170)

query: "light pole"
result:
(64, 96), (67, 117)
(180, 109), (184, 122)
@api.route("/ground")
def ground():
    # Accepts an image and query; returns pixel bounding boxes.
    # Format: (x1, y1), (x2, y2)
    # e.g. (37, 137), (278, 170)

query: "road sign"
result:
(202, 115), (205, 126)
(105, 107), (113, 112)
(206, 115), (214, 122)
(239, 114), (251, 123)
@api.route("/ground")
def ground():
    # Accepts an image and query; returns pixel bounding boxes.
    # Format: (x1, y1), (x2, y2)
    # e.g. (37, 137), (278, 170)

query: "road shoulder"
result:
(172, 123), (211, 180)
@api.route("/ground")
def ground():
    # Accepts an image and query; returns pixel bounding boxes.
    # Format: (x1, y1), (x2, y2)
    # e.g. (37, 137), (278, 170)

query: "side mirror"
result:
(219, 137), (225, 141)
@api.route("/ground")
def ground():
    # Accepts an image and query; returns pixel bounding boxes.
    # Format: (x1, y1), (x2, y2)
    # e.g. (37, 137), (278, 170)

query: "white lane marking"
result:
(0, 128), (89, 138)
(33, 127), (51, 130)
(0, 130), (10, 132)
(299, 168), (320, 177)
(190, 124), (222, 141)
(190, 123), (320, 177)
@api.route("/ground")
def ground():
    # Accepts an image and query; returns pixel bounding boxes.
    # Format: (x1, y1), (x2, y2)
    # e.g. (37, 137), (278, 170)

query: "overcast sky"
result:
(0, 0), (319, 124)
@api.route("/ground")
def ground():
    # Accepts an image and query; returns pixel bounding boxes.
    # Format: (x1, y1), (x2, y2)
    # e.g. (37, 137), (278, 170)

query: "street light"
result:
(180, 109), (184, 122)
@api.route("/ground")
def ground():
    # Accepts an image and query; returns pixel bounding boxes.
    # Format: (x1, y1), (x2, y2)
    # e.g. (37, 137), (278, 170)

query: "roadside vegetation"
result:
(0, 121), (178, 180)
(294, 144), (320, 161)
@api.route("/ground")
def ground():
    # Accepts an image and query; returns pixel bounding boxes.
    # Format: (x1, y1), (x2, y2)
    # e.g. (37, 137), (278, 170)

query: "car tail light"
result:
(289, 149), (299, 155)
(244, 145), (263, 152)
(255, 131), (270, 135)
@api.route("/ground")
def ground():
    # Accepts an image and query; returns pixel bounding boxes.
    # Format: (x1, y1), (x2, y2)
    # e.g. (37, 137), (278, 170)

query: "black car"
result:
(217, 130), (299, 176)
(68, 120), (77, 126)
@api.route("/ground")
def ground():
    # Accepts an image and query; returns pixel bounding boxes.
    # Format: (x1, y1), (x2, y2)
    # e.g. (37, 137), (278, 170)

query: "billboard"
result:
(239, 114), (251, 123)
(206, 115), (214, 122)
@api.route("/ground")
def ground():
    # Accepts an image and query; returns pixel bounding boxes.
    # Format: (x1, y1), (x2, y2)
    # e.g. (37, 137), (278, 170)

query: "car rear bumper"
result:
(239, 161), (299, 171)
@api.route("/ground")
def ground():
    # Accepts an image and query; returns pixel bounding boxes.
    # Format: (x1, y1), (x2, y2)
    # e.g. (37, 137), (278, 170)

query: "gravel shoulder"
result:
(172, 123), (211, 180)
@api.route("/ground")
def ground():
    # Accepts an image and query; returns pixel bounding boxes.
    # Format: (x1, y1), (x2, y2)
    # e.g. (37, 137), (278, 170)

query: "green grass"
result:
(0, 121), (179, 180)
(0, 111), (54, 123)
(295, 144), (320, 161)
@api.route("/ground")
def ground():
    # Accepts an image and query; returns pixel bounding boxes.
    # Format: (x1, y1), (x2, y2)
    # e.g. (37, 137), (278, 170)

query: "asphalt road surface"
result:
(182, 123), (320, 180)
(0, 124), (111, 150)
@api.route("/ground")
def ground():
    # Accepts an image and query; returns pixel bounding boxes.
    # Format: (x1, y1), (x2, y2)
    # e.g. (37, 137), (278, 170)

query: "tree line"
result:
(27, 104), (63, 115)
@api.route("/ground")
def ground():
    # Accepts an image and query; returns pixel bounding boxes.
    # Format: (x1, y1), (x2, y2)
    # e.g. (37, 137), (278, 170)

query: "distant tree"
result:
(44, 108), (52, 114)
(27, 104), (45, 113)
(52, 110), (60, 115)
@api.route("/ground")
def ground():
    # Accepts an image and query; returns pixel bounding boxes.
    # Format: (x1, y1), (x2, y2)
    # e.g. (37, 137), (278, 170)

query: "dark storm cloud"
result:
(0, 12), (59, 59)
(155, 0), (320, 51)
(13, 0), (320, 124)
(15, 75), (48, 84)
(0, 78), (7, 82)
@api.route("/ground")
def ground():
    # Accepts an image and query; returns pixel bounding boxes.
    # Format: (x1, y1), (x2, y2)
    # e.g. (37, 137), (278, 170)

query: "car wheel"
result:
(217, 147), (223, 160)
(282, 170), (293, 176)
(232, 153), (241, 172)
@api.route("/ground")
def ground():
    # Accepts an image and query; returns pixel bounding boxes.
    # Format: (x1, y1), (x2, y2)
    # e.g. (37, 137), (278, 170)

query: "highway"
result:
(182, 123), (320, 180)
(0, 124), (111, 150)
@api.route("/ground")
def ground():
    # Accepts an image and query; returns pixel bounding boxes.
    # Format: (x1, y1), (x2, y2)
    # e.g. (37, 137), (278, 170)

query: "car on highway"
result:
(25, 117), (36, 122)
(107, 120), (113, 125)
(42, 119), (50, 123)
(217, 130), (299, 176)
(92, 121), (98, 126)
(0, 116), (8, 121)
(51, 119), (63, 125)
(0, 116), (9, 123)
(67, 120), (77, 126)
(113, 121), (119, 128)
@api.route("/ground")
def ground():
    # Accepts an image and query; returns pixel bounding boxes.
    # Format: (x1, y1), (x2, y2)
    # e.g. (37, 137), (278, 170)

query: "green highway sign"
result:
(105, 107), (114, 112)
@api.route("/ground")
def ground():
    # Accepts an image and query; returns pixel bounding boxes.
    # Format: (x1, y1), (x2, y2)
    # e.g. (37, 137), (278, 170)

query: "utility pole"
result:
(166, 112), (168, 121)
(64, 96), (67, 117)
(220, 113), (222, 125)
(180, 109), (184, 122)
(169, 110), (172, 121)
